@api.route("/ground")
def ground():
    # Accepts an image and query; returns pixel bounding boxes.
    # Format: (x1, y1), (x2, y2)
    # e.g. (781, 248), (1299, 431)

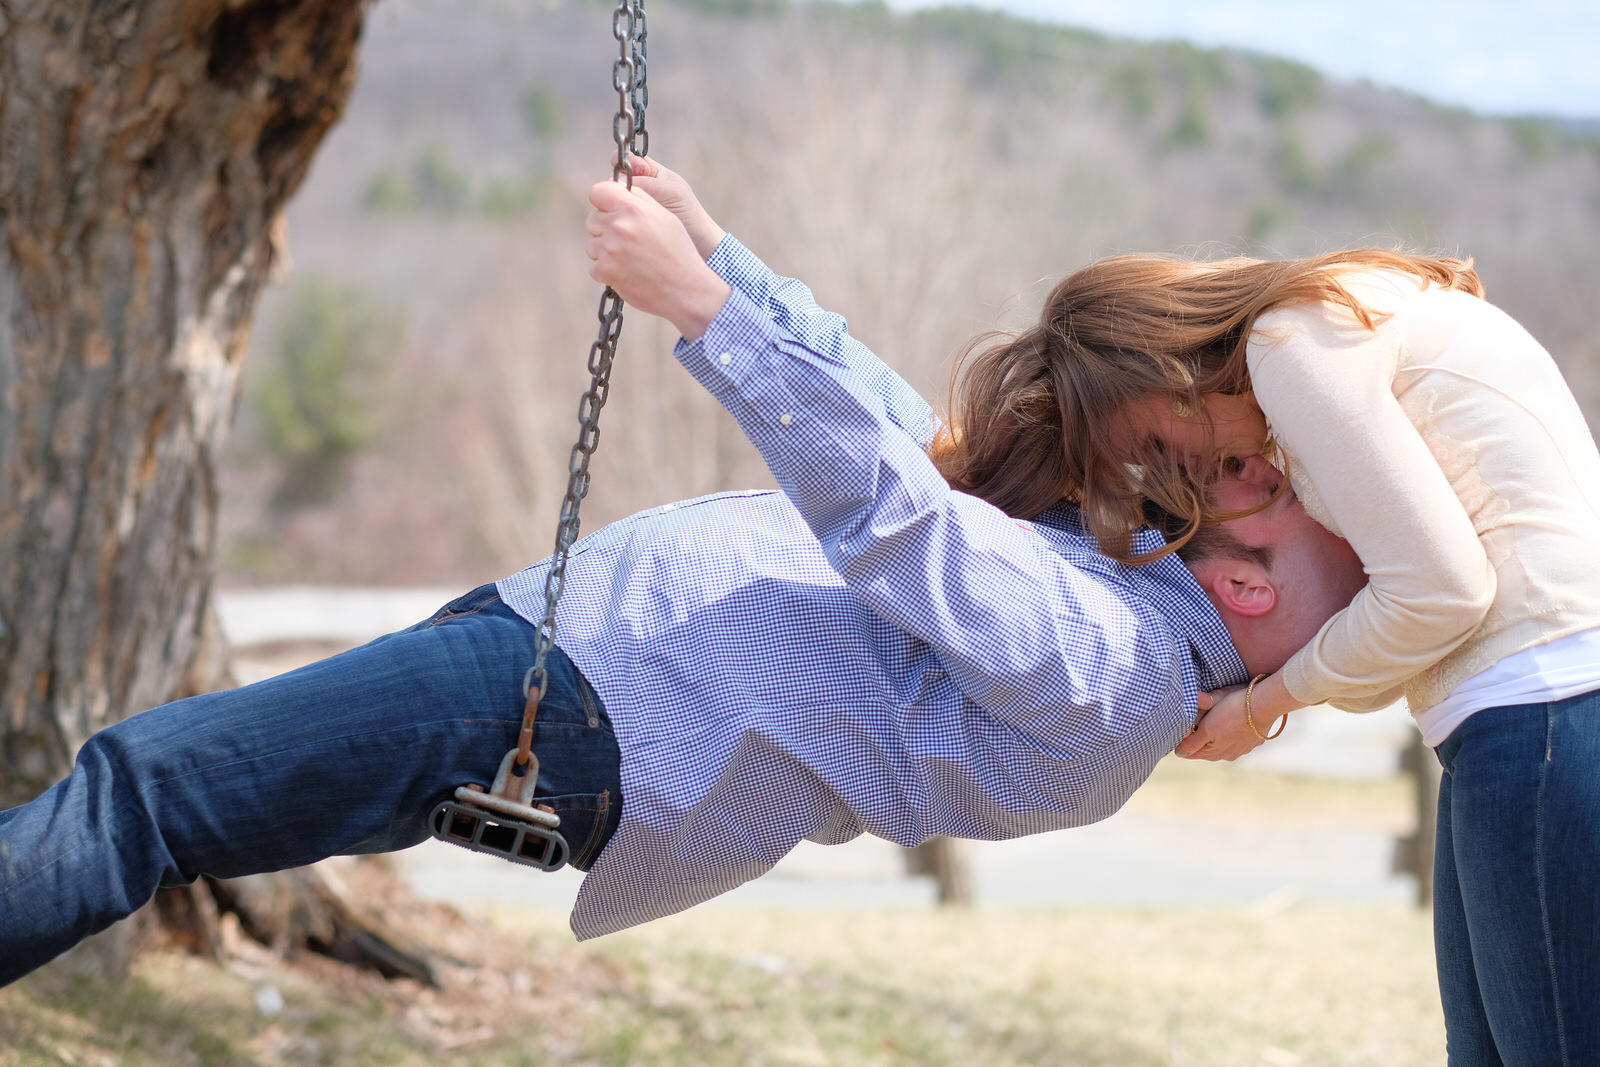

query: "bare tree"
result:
(462, 19), (1018, 568)
(457, 213), (772, 570)
(0, 0), (375, 974)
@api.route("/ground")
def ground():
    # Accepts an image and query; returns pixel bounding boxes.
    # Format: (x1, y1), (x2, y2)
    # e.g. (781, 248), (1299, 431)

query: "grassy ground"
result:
(1, 760), (1439, 1067)
(1, 901), (1443, 1067)
(504, 905), (1443, 1067)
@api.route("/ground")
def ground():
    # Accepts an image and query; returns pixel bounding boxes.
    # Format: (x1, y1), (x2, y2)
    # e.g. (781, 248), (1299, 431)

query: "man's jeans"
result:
(0, 585), (622, 985)
(1433, 692), (1600, 1067)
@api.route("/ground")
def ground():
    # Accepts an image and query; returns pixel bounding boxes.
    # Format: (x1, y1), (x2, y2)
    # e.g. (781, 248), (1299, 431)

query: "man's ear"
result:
(1205, 561), (1277, 618)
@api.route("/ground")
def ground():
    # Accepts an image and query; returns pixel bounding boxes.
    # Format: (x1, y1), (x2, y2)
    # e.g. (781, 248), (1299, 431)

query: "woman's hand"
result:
(1175, 672), (1302, 761)
(586, 179), (731, 340)
(1176, 685), (1266, 761)
(611, 154), (726, 260)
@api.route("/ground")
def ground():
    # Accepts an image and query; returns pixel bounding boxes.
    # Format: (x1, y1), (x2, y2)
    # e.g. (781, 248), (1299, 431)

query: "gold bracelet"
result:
(1244, 673), (1287, 741)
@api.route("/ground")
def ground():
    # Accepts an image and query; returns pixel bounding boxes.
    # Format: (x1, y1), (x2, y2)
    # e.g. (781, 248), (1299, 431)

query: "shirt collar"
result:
(1033, 503), (1250, 691)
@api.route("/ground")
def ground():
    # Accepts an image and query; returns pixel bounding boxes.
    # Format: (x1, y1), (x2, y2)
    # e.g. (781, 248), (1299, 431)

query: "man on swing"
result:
(0, 162), (1367, 983)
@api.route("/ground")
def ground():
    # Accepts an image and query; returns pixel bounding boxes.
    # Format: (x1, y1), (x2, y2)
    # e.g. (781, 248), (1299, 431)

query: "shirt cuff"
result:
(675, 287), (782, 401)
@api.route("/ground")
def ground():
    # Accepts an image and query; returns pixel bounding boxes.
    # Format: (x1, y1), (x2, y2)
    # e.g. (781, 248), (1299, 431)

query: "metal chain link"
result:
(629, 0), (649, 160)
(514, 0), (648, 767)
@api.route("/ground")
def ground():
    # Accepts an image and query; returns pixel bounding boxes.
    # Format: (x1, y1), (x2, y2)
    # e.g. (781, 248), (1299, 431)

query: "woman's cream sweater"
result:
(1247, 270), (1600, 715)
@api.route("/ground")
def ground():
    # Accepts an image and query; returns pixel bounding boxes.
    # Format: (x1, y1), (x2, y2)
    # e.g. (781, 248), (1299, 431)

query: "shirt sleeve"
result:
(707, 234), (936, 448)
(1326, 682), (1408, 715)
(1248, 303), (1496, 706)
(677, 284), (1193, 753)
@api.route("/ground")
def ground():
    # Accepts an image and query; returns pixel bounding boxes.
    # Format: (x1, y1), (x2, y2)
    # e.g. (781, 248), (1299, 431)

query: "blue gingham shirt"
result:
(498, 237), (1247, 939)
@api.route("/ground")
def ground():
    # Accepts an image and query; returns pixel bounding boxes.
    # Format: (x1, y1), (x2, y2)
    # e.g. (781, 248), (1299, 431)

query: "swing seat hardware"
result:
(429, 798), (570, 871)
(429, 748), (570, 872)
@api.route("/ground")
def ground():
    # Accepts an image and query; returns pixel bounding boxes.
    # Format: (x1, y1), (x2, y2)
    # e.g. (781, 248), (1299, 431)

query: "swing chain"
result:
(429, 0), (648, 871)
(609, 0), (647, 185)
(515, 0), (648, 769)
(629, 0), (649, 161)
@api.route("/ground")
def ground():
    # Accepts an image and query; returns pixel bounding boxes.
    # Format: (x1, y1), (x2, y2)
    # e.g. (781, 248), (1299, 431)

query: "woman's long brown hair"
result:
(928, 248), (1483, 562)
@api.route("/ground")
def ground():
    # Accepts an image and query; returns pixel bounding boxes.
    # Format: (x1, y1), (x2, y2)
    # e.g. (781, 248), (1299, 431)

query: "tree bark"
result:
(0, 0), (367, 807)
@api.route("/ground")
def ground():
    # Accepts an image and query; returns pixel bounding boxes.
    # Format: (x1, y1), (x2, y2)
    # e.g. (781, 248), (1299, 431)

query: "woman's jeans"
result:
(0, 585), (622, 986)
(1433, 692), (1600, 1067)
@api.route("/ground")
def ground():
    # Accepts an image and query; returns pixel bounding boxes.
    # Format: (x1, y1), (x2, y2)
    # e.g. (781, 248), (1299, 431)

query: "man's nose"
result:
(1232, 454), (1280, 493)
(1222, 451), (1286, 502)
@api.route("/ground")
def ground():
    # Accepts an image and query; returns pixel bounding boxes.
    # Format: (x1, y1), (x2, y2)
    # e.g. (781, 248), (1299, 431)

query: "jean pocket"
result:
(429, 584), (502, 626)
(541, 789), (616, 871)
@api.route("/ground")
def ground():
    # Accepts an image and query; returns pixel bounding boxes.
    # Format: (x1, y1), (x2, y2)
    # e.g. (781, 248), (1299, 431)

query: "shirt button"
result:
(779, 413), (792, 426)
(719, 351), (732, 366)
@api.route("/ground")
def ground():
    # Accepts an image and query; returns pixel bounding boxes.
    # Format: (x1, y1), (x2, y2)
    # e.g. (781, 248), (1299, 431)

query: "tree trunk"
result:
(0, 0), (367, 807)
(1392, 729), (1442, 908)
(904, 836), (973, 907)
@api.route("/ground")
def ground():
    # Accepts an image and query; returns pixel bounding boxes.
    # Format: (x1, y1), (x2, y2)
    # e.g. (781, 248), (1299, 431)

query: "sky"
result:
(888, 0), (1600, 119)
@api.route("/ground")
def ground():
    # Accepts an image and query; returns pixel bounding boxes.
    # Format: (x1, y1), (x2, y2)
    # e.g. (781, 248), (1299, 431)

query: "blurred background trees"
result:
(251, 278), (395, 511)
(221, 0), (1600, 590)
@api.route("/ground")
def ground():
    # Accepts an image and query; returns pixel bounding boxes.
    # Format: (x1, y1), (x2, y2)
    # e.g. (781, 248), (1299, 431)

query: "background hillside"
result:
(219, 0), (1600, 586)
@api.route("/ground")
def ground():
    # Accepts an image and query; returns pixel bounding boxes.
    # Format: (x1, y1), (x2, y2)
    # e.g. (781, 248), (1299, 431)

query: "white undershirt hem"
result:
(1417, 627), (1600, 747)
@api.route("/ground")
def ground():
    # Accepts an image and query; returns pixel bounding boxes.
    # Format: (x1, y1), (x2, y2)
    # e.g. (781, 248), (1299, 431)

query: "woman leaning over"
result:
(930, 249), (1600, 1067)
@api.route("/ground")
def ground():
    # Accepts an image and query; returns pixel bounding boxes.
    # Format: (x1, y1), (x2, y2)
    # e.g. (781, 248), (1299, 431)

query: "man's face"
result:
(1196, 458), (1368, 676)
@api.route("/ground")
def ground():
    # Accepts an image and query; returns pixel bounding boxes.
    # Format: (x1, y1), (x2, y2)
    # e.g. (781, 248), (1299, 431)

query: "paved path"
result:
(396, 802), (1413, 915)
(216, 584), (462, 647)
